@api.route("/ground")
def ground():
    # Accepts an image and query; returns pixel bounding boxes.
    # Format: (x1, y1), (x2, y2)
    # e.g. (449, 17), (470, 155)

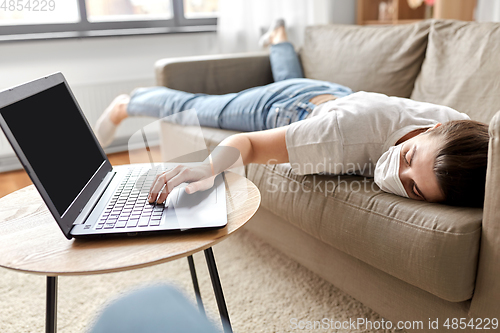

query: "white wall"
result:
(330, 0), (357, 25)
(302, 0), (356, 26)
(476, 0), (500, 22)
(0, 32), (219, 90)
(0, 32), (219, 170)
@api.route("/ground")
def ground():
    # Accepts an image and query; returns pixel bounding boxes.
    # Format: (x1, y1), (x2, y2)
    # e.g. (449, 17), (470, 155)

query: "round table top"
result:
(0, 170), (260, 276)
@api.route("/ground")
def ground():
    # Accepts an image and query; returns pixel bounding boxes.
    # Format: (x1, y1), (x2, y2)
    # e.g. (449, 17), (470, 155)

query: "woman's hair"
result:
(428, 120), (489, 208)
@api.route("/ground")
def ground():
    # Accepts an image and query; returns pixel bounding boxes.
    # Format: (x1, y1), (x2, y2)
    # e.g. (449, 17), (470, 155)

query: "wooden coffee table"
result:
(0, 168), (260, 333)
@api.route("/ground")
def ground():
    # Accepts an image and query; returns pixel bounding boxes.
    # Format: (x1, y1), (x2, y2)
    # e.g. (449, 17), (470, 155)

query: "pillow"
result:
(300, 21), (431, 98)
(411, 20), (500, 124)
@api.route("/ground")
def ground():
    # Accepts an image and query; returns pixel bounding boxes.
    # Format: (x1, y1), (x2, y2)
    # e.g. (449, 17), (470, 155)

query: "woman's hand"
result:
(148, 163), (215, 204)
(147, 127), (289, 204)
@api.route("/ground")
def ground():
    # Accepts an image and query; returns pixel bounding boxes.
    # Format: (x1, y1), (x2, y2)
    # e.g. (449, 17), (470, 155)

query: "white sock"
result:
(94, 105), (118, 148)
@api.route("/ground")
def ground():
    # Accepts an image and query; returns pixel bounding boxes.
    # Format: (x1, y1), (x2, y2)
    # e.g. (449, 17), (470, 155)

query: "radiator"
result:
(0, 78), (159, 172)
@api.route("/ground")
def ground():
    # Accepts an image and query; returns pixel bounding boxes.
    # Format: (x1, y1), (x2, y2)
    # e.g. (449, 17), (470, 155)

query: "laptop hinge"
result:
(72, 171), (116, 225)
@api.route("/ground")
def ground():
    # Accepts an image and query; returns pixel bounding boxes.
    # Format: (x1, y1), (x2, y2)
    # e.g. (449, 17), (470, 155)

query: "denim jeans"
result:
(128, 42), (353, 132)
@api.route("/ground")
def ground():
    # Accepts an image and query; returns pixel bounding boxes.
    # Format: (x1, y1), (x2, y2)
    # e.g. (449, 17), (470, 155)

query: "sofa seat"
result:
(160, 122), (483, 303)
(247, 162), (482, 303)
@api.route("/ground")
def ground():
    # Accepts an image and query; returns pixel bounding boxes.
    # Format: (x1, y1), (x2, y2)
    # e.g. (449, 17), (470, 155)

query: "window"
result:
(183, 0), (218, 18)
(85, 0), (173, 22)
(0, 0), (218, 40)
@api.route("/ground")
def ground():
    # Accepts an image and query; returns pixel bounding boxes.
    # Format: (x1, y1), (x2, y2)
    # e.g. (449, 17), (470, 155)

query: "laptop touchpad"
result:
(172, 184), (217, 208)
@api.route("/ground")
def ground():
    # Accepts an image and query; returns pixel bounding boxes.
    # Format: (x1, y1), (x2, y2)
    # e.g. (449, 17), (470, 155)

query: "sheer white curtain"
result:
(217, 0), (332, 53)
(476, 0), (500, 22)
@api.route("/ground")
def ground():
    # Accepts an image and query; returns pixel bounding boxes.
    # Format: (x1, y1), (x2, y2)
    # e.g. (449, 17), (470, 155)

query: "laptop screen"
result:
(0, 82), (106, 216)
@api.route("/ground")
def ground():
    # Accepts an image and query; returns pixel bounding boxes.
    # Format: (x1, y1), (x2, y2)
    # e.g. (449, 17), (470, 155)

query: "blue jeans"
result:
(128, 42), (353, 132)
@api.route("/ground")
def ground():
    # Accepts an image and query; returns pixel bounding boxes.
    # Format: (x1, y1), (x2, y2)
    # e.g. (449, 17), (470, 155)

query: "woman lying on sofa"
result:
(95, 20), (489, 208)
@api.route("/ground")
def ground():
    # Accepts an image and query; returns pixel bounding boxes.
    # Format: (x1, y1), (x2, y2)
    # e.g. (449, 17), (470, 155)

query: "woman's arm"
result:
(148, 126), (289, 204)
(222, 126), (289, 165)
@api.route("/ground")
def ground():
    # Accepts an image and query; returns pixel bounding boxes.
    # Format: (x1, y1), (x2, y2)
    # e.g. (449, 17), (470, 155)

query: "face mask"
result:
(374, 144), (409, 198)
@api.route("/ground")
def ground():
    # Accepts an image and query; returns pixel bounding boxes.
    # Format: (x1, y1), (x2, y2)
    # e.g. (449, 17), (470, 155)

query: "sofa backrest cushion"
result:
(411, 20), (500, 124)
(300, 21), (431, 98)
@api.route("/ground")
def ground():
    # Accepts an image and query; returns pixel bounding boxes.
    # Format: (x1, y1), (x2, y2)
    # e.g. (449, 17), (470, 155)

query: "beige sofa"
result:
(154, 20), (500, 331)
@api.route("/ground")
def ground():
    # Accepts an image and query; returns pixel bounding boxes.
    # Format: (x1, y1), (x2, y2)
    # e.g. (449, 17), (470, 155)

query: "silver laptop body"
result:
(0, 73), (227, 239)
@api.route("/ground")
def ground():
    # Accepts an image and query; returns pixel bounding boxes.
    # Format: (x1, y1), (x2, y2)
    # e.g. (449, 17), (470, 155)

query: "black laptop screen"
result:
(1, 82), (106, 216)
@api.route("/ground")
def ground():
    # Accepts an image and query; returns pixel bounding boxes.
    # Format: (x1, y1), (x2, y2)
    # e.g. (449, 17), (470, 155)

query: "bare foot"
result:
(95, 94), (130, 147)
(108, 94), (130, 125)
(270, 25), (288, 45)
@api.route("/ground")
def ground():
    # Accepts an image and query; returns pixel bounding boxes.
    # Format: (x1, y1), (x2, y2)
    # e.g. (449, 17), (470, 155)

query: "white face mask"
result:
(374, 144), (409, 198)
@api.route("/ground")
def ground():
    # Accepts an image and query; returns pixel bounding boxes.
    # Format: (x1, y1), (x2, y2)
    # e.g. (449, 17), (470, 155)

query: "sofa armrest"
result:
(155, 52), (274, 95)
(469, 110), (500, 319)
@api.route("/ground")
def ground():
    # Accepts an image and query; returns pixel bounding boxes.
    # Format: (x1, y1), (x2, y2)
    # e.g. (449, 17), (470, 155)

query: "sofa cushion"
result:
(411, 20), (500, 124)
(247, 163), (482, 303)
(300, 21), (431, 98)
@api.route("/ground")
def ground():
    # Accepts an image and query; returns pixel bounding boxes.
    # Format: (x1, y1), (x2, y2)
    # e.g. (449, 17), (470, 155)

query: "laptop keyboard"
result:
(96, 166), (167, 230)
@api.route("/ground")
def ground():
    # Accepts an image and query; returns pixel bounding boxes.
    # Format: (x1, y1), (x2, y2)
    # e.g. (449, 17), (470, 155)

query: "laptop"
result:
(0, 73), (227, 239)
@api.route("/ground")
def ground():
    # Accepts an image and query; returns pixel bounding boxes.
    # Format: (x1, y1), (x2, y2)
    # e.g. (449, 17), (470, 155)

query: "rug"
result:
(0, 228), (404, 333)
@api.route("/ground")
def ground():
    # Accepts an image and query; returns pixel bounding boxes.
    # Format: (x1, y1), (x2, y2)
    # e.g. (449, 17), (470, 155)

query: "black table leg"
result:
(46, 276), (58, 333)
(204, 247), (232, 333)
(187, 255), (206, 316)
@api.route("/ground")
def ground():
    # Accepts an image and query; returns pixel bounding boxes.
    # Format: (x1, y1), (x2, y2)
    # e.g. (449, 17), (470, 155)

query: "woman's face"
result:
(398, 126), (445, 203)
